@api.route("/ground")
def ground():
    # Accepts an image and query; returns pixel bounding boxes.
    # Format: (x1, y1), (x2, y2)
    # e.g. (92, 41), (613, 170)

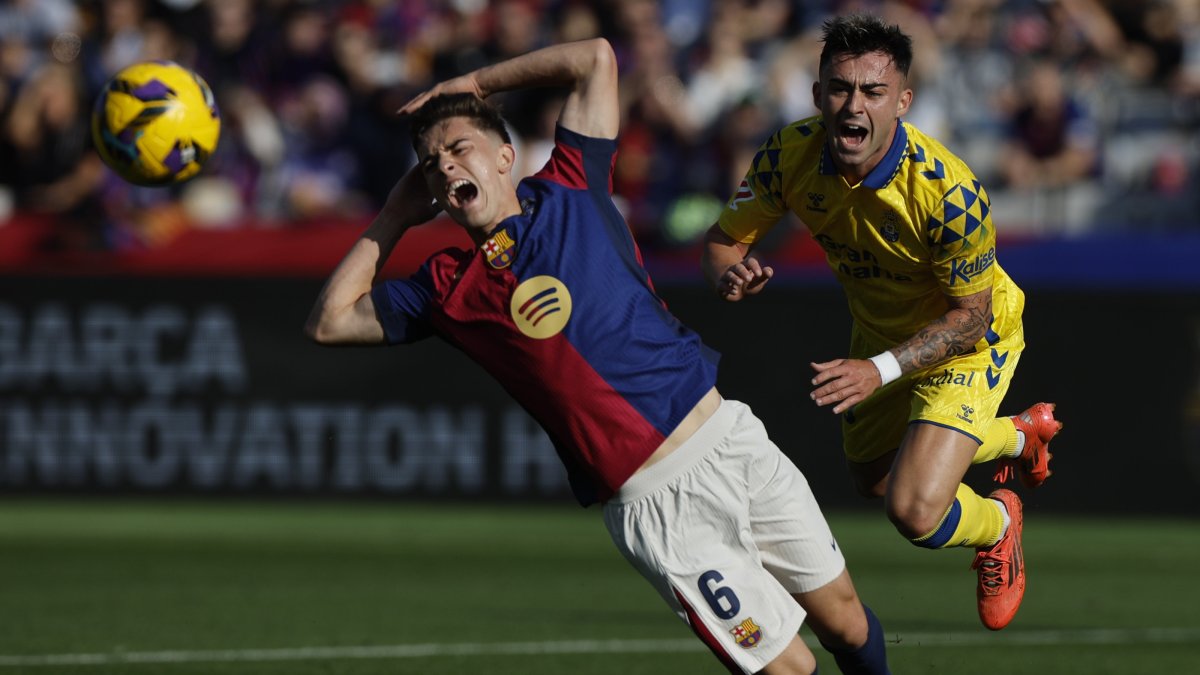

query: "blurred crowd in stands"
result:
(1, 0), (1197, 254)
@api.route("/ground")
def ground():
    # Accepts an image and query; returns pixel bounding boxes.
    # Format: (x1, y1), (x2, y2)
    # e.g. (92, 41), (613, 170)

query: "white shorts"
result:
(602, 398), (845, 674)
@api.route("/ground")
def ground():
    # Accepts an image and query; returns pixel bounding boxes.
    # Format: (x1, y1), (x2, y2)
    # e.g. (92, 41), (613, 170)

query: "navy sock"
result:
(820, 603), (890, 675)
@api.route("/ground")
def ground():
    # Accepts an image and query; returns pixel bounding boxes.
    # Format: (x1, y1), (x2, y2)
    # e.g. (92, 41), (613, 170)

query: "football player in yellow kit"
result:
(702, 13), (1062, 631)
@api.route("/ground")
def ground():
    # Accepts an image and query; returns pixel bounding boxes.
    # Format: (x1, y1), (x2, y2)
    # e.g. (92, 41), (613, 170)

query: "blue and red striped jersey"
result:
(371, 126), (720, 505)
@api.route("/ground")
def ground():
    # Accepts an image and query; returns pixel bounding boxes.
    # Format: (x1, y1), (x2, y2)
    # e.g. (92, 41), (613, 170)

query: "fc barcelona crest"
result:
(482, 229), (516, 269)
(730, 618), (763, 649)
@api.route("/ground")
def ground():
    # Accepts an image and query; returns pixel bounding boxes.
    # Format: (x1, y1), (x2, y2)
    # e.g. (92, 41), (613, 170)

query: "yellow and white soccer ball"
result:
(91, 61), (221, 186)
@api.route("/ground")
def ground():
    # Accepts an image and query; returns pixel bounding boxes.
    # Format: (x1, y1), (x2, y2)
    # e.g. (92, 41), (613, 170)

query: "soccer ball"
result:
(91, 61), (221, 186)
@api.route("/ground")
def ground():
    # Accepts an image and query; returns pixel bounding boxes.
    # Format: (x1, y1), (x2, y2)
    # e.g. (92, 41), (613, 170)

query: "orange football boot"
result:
(971, 488), (1025, 631)
(994, 402), (1062, 488)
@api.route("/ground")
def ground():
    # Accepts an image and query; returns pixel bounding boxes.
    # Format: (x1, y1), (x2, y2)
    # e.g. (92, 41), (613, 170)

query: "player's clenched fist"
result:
(718, 257), (774, 301)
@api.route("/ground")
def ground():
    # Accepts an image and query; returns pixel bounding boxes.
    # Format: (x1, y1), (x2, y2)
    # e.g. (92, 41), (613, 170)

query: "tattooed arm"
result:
(892, 289), (992, 371)
(809, 289), (992, 414)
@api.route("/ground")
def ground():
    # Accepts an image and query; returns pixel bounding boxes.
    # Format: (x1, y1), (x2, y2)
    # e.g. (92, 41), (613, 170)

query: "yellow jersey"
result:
(718, 117), (1024, 355)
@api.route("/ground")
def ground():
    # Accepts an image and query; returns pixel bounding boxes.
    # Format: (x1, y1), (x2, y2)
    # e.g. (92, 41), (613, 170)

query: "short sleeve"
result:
(532, 125), (617, 194)
(927, 179), (997, 296)
(370, 263), (437, 344)
(717, 136), (787, 245)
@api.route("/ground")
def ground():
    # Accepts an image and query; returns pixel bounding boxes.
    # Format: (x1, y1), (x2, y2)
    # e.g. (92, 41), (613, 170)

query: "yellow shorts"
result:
(842, 325), (1026, 464)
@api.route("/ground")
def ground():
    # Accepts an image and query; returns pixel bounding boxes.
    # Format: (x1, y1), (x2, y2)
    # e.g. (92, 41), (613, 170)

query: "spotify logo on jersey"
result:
(510, 275), (572, 339)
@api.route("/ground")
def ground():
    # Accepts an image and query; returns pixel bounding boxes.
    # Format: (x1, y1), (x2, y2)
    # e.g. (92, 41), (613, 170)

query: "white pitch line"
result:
(0, 628), (1196, 667)
(883, 626), (1200, 647)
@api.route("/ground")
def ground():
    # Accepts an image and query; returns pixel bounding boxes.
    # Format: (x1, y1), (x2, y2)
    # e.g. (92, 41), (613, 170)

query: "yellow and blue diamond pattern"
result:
(926, 179), (990, 256)
(748, 130), (785, 205)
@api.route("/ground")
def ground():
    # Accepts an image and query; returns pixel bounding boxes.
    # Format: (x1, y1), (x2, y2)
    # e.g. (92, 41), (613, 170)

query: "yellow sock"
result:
(910, 484), (1005, 549)
(973, 416), (1019, 464)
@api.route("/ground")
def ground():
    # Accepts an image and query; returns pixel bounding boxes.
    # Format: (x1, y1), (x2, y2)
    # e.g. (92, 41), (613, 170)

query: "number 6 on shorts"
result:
(698, 570), (741, 619)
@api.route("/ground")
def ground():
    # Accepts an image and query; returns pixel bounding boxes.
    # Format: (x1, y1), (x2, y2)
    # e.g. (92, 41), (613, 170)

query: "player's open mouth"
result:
(448, 179), (478, 207)
(838, 123), (868, 148)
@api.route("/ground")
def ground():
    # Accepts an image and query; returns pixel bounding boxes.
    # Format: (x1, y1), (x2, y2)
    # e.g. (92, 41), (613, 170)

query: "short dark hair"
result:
(819, 14), (913, 79)
(408, 93), (513, 153)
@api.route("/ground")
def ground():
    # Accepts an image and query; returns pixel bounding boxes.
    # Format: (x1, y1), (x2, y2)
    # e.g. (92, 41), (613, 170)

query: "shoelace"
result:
(971, 551), (1011, 593)
(993, 460), (1016, 484)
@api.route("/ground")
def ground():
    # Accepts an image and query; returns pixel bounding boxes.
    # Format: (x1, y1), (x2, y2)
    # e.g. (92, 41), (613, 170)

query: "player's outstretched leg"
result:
(994, 402), (1062, 488)
(971, 488), (1024, 630)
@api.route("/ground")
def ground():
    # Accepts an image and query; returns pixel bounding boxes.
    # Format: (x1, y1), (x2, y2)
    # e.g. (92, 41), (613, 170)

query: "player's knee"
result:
(798, 573), (869, 651)
(816, 604), (870, 652)
(885, 495), (946, 541)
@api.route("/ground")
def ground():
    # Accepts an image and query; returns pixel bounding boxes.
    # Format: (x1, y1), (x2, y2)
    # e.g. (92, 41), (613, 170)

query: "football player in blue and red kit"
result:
(306, 38), (889, 675)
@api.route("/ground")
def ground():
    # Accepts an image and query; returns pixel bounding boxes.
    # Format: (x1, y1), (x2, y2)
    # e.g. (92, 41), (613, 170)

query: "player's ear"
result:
(812, 81), (821, 109)
(896, 87), (913, 118)
(498, 143), (515, 174)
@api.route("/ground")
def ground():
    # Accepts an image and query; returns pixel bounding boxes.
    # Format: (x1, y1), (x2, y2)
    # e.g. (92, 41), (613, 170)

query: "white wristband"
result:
(868, 351), (902, 386)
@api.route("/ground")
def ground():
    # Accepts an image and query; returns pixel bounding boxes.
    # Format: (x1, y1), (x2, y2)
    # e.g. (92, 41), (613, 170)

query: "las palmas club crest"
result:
(483, 229), (516, 269)
(731, 618), (762, 648)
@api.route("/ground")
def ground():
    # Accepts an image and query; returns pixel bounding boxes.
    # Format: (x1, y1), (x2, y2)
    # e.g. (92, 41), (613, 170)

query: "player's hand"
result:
(396, 75), (486, 115)
(382, 165), (442, 227)
(809, 358), (882, 414)
(717, 257), (773, 302)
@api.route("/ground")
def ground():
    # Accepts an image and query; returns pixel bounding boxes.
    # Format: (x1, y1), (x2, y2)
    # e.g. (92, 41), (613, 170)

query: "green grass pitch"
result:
(0, 500), (1196, 674)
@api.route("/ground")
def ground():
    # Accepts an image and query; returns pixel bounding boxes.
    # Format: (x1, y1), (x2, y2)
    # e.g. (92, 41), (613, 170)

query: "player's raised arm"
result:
(305, 165), (440, 345)
(398, 38), (619, 141)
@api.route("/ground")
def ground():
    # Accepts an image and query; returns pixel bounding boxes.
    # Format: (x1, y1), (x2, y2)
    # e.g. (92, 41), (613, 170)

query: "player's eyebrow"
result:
(828, 77), (888, 91)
